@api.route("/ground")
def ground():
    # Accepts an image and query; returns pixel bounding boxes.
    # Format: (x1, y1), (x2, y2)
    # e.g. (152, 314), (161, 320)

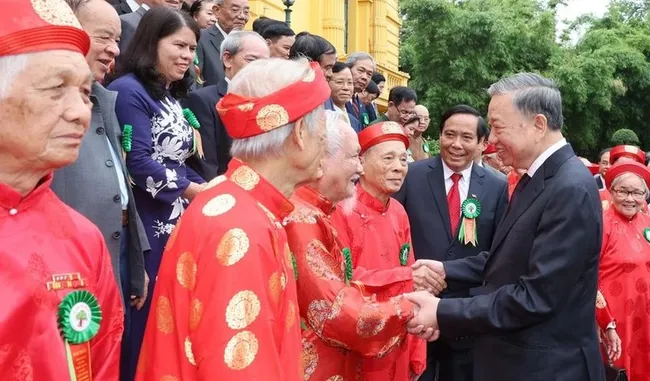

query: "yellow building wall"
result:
(248, 0), (409, 110)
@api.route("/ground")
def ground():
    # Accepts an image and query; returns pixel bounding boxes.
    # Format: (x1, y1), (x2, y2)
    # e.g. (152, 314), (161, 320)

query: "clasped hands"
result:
(407, 260), (446, 342)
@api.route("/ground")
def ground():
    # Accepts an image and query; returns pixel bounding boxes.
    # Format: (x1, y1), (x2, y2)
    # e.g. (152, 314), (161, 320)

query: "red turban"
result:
(605, 161), (650, 189)
(358, 122), (410, 154)
(610, 145), (645, 165)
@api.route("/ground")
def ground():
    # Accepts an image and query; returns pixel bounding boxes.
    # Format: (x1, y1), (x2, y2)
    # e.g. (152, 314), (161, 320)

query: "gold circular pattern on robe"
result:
(356, 302), (387, 338)
(307, 299), (331, 335)
(31, 0), (83, 28)
(286, 206), (318, 225)
(285, 301), (297, 331)
(268, 272), (282, 305)
(216, 228), (250, 266)
(202, 194), (236, 217)
(189, 298), (204, 331)
(231, 166), (260, 191)
(329, 290), (344, 320)
(306, 239), (343, 281)
(156, 296), (174, 334)
(184, 337), (196, 366)
(280, 272), (287, 290)
(223, 331), (259, 370)
(301, 338), (319, 380)
(176, 252), (197, 290)
(202, 175), (227, 191)
(160, 376), (178, 381)
(596, 290), (607, 309)
(256, 104), (290, 131)
(381, 121), (404, 135)
(302, 68), (316, 82)
(326, 376), (344, 381)
(237, 103), (255, 112)
(225, 290), (261, 330)
(377, 335), (403, 359)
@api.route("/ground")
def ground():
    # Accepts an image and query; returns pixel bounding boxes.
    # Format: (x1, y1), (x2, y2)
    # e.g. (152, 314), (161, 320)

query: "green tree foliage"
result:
(610, 128), (641, 145)
(401, 0), (650, 159)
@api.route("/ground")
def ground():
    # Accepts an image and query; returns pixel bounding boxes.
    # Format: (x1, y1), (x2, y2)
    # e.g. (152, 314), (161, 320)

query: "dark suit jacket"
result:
(196, 25), (225, 87)
(113, 1), (132, 15)
(119, 6), (146, 52)
(594, 174), (605, 190)
(394, 156), (507, 357)
(345, 95), (370, 130)
(436, 144), (605, 381)
(181, 79), (230, 180)
(51, 83), (149, 298)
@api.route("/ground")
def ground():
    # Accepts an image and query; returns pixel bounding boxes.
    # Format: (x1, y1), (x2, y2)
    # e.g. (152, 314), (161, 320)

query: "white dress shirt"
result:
(527, 138), (567, 177)
(127, 0), (139, 11)
(216, 22), (228, 39)
(442, 159), (474, 216)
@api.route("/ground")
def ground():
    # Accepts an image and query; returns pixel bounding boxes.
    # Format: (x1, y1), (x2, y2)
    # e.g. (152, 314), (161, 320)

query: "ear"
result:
(533, 113), (548, 136)
(291, 117), (307, 150)
(222, 52), (232, 70)
(265, 39), (273, 47)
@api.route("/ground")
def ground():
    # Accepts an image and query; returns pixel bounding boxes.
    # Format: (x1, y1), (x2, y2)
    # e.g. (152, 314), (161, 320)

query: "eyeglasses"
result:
(612, 189), (646, 200)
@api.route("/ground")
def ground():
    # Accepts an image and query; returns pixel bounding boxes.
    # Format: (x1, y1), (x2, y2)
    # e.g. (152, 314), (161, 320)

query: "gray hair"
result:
(0, 54), (30, 100)
(324, 111), (348, 157)
(229, 58), (324, 160)
(487, 73), (563, 131)
(63, 0), (91, 13)
(611, 172), (650, 195)
(214, 0), (224, 5)
(220, 31), (267, 62)
(345, 52), (375, 69)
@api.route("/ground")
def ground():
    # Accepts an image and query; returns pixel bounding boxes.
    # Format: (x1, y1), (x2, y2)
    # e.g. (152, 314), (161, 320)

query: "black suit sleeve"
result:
(181, 91), (219, 181)
(493, 180), (509, 236)
(119, 20), (135, 52)
(437, 184), (597, 337)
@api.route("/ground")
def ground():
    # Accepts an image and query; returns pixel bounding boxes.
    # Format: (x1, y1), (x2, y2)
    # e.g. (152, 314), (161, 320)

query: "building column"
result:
(322, 0), (346, 54)
(370, 0), (387, 63)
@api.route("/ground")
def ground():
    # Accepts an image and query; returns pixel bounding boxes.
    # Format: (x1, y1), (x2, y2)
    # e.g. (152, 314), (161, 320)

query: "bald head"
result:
(414, 104), (430, 134)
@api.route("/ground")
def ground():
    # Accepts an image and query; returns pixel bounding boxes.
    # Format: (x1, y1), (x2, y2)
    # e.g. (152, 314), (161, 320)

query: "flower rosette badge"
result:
(644, 227), (650, 243)
(57, 290), (102, 381)
(399, 243), (410, 266)
(458, 197), (481, 247)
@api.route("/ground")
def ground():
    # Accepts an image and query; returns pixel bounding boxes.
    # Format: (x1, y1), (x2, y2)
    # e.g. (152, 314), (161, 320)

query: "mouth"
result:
(97, 59), (112, 70)
(350, 175), (360, 185)
(176, 63), (189, 72)
(449, 152), (465, 160)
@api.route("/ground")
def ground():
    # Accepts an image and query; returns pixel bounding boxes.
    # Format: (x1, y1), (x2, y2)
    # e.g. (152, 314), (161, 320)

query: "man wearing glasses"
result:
(371, 86), (418, 126)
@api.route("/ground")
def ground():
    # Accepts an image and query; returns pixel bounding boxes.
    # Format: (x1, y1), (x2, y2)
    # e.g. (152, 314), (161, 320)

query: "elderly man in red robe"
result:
(0, 0), (124, 379)
(135, 58), (330, 381)
(331, 122), (433, 381)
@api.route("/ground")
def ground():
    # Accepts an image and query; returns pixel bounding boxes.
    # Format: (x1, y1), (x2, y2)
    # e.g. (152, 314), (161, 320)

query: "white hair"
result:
(324, 110), (347, 157)
(229, 58), (324, 160)
(345, 52), (376, 70)
(611, 172), (650, 195)
(220, 31), (267, 62)
(0, 54), (30, 100)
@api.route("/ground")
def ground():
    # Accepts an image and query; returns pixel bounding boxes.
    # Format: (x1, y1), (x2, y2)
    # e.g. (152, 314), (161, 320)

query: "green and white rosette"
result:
(57, 290), (102, 381)
(458, 198), (481, 247)
(644, 228), (650, 243)
(399, 243), (410, 266)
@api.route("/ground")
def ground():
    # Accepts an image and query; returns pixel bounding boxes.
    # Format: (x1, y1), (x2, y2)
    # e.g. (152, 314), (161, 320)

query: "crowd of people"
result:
(1, 0), (649, 380)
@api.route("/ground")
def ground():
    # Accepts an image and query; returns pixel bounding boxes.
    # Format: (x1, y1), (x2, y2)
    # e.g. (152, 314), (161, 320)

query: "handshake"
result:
(406, 260), (446, 342)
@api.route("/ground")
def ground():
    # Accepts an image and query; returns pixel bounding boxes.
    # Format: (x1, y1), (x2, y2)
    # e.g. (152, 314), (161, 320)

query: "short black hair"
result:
(116, 8), (200, 100)
(371, 72), (386, 84)
(252, 16), (285, 34)
(365, 81), (380, 96)
(261, 23), (295, 42)
(388, 86), (417, 106)
(189, 0), (210, 18)
(404, 115), (421, 126)
(598, 148), (612, 161)
(439, 104), (488, 141)
(331, 62), (350, 74)
(289, 32), (336, 64)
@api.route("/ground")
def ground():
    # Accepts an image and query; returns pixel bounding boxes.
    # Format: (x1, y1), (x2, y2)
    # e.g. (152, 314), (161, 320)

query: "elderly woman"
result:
(598, 161), (650, 380)
(107, 7), (206, 379)
(189, 0), (216, 28)
(600, 145), (646, 212)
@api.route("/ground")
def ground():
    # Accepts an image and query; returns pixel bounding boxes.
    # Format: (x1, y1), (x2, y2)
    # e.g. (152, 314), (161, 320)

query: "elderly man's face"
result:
(293, 109), (328, 183)
(599, 151), (611, 176)
(224, 35), (270, 78)
(216, 0), (250, 34)
(361, 140), (408, 195)
(414, 105), (430, 133)
(611, 174), (647, 219)
(0, 51), (92, 171)
(350, 58), (374, 93)
(268, 35), (295, 59)
(320, 122), (363, 203)
(78, 0), (121, 82)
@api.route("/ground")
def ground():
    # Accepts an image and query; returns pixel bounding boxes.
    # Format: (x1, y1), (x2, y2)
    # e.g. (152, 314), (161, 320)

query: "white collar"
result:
(140, 3), (150, 10)
(215, 22), (228, 39)
(527, 138), (567, 177)
(442, 159), (473, 181)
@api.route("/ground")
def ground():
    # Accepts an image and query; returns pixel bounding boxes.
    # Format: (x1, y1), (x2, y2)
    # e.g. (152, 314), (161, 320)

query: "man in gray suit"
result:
(196, 0), (250, 86)
(119, 0), (181, 52)
(52, 1), (150, 378)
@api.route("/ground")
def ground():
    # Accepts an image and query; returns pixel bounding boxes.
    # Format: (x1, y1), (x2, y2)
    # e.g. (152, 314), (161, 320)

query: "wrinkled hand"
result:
(602, 328), (622, 362)
(405, 291), (441, 342)
(409, 370), (420, 381)
(413, 264), (446, 295)
(130, 270), (149, 310)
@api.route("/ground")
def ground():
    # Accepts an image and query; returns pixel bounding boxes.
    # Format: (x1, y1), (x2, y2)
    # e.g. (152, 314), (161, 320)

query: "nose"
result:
(107, 41), (120, 58)
(488, 133), (497, 144)
(181, 47), (194, 61)
(63, 91), (92, 131)
(355, 158), (364, 175)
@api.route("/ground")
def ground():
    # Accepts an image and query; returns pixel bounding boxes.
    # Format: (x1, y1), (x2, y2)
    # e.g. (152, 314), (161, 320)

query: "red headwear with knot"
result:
(358, 122), (410, 154)
(609, 145), (645, 165)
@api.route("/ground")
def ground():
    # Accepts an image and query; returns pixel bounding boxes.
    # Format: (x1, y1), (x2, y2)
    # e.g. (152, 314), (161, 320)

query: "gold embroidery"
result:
(176, 252), (197, 290)
(306, 239), (343, 281)
(202, 194), (236, 217)
(306, 298), (341, 335)
(596, 290), (607, 309)
(216, 228), (250, 266)
(237, 103), (254, 111)
(203, 175), (227, 191)
(226, 290), (261, 330)
(377, 335), (402, 359)
(329, 290), (344, 320)
(301, 338), (318, 380)
(224, 331), (259, 370)
(390, 295), (404, 318)
(31, 0), (82, 28)
(269, 272), (282, 305)
(184, 337), (196, 365)
(160, 376), (178, 381)
(326, 376), (344, 381)
(281, 272), (287, 290)
(189, 298), (204, 331)
(256, 104), (289, 131)
(156, 296), (174, 334)
(357, 301), (387, 337)
(302, 68), (316, 82)
(231, 166), (260, 191)
(286, 301), (297, 330)
(285, 206), (318, 225)
(624, 145), (639, 154)
(381, 121), (404, 135)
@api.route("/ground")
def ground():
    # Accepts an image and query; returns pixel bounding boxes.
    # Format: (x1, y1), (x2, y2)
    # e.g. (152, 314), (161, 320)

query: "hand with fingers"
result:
(602, 327), (622, 362)
(412, 260), (447, 295)
(404, 290), (442, 342)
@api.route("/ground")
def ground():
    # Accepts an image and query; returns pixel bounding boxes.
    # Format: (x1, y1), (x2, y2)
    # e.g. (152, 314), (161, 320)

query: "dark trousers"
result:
(421, 341), (473, 381)
(119, 226), (132, 381)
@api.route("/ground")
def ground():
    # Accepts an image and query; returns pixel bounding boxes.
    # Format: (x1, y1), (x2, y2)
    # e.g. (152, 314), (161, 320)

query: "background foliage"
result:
(400, 0), (650, 160)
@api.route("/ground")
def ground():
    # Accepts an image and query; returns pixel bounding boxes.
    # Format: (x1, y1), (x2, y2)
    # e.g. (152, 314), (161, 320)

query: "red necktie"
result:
(448, 173), (462, 236)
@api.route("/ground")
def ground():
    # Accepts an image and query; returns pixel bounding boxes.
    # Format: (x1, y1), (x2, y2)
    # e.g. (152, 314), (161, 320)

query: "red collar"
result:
(294, 186), (335, 215)
(225, 159), (295, 220)
(356, 185), (389, 213)
(0, 174), (53, 216)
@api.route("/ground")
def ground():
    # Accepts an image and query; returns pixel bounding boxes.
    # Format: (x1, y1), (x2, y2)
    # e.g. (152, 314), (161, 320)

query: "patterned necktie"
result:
(351, 95), (360, 117)
(447, 173), (462, 236)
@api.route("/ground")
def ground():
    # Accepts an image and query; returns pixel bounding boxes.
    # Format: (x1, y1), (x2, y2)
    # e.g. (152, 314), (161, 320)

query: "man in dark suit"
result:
(406, 73), (605, 381)
(344, 51), (375, 129)
(112, 0), (137, 15)
(183, 31), (268, 180)
(394, 105), (508, 381)
(594, 148), (611, 190)
(196, 0), (250, 87)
